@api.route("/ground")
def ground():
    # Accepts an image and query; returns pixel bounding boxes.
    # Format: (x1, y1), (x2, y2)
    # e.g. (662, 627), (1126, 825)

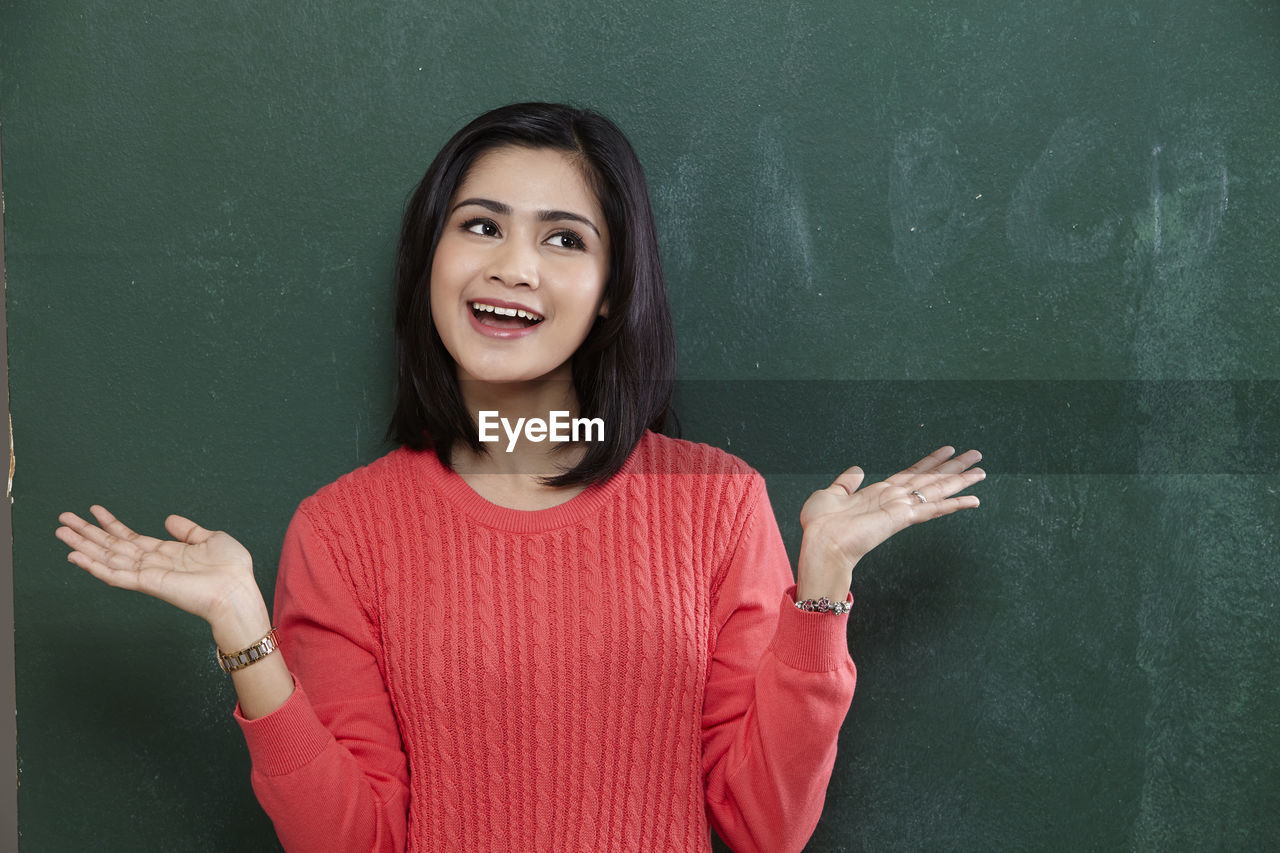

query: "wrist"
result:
(795, 581), (852, 603)
(207, 584), (273, 651)
(797, 541), (856, 604)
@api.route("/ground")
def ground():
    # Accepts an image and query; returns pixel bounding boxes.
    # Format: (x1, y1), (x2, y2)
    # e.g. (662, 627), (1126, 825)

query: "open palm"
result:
(55, 505), (255, 623)
(800, 446), (984, 573)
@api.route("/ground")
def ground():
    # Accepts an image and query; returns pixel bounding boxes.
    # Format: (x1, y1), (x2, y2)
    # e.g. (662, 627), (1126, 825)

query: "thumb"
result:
(165, 514), (213, 545)
(828, 465), (865, 496)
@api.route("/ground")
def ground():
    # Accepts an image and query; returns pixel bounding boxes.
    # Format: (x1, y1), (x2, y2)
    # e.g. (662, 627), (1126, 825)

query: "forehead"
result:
(453, 146), (603, 219)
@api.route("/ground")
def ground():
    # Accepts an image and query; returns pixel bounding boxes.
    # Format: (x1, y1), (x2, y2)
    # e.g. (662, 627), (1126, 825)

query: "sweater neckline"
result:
(412, 435), (645, 533)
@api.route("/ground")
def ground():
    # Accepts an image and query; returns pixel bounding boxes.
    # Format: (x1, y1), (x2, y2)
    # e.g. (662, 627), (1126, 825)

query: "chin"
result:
(455, 361), (573, 387)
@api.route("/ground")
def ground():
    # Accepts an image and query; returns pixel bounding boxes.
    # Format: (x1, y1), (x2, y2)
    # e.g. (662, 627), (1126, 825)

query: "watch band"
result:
(216, 627), (280, 673)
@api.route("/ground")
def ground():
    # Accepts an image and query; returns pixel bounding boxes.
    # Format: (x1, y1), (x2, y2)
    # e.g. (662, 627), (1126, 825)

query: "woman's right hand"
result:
(55, 505), (259, 626)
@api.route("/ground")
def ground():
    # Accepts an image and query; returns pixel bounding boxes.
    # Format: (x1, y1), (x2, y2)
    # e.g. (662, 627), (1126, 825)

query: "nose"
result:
(486, 236), (540, 289)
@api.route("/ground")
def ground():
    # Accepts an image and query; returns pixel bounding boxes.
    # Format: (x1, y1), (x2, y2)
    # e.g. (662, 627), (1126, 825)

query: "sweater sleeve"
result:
(701, 474), (857, 853)
(234, 504), (410, 853)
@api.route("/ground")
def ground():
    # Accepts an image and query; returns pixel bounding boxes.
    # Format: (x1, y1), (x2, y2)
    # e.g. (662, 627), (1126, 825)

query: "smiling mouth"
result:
(470, 301), (545, 329)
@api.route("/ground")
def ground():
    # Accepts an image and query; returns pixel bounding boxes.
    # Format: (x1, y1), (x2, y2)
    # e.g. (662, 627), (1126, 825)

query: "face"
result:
(430, 145), (610, 387)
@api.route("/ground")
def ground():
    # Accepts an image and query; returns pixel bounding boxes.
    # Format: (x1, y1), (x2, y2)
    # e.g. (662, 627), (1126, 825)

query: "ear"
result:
(597, 298), (610, 318)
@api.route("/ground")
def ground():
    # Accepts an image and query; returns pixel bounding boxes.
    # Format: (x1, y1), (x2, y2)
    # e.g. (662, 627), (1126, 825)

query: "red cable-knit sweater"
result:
(235, 431), (856, 852)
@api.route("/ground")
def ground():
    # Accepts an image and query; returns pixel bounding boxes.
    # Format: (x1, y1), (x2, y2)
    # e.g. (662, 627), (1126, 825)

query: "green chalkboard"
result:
(4, 1), (1279, 850)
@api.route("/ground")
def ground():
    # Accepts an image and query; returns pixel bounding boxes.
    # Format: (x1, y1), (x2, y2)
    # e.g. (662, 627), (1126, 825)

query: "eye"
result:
(548, 230), (586, 251)
(462, 218), (500, 238)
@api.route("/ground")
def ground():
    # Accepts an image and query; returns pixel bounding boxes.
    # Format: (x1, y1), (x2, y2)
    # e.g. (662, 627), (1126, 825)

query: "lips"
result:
(469, 300), (544, 329)
(466, 299), (544, 339)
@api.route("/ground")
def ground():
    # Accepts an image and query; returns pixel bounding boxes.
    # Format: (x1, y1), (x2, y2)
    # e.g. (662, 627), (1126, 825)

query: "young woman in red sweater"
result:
(55, 103), (984, 852)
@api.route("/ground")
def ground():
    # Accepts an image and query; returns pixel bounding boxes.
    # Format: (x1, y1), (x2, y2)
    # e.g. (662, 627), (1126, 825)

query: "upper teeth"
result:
(471, 302), (543, 321)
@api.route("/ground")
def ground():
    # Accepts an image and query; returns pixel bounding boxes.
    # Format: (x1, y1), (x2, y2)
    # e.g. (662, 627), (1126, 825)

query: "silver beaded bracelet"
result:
(795, 596), (852, 615)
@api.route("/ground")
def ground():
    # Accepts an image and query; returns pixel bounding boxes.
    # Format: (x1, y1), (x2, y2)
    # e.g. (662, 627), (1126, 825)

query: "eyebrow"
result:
(451, 197), (601, 238)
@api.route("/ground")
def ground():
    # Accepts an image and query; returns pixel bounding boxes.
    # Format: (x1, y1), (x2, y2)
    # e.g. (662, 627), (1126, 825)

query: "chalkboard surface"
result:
(4, 1), (1278, 850)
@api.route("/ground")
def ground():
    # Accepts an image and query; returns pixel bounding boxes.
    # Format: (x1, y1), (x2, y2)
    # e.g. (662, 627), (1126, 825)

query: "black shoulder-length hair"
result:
(387, 102), (677, 488)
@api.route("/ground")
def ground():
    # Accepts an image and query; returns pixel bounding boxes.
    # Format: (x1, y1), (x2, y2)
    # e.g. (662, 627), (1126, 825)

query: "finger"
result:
(885, 446), (956, 485)
(828, 465), (866, 496)
(58, 525), (154, 574)
(54, 525), (93, 559)
(165, 514), (213, 545)
(66, 549), (150, 592)
(57, 510), (105, 539)
(78, 505), (164, 561)
(88, 505), (149, 547)
(943, 465), (986, 497)
(930, 448), (982, 478)
(55, 515), (142, 565)
(888, 487), (980, 520)
(906, 466), (986, 501)
(921, 494), (981, 517)
(54, 523), (97, 555)
(55, 513), (91, 545)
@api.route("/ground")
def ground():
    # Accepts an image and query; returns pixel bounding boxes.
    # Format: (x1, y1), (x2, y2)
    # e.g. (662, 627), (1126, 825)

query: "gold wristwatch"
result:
(216, 628), (280, 673)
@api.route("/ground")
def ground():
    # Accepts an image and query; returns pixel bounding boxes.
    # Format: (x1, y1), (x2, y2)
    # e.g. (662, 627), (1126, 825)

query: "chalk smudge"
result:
(1007, 117), (1122, 266)
(1127, 129), (1231, 378)
(889, 121), (988, 291)
(751, 117), (815, 295)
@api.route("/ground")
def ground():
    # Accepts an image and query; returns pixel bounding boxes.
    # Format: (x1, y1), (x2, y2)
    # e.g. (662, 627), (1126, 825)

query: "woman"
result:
(56, 103), (983, 852)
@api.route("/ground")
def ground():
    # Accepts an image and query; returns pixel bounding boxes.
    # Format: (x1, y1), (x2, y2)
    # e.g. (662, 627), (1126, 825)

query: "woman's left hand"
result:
(795, 446), (984, 601)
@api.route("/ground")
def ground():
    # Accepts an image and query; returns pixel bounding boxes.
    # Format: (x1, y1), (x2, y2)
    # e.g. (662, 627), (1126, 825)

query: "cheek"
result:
(566, 280), (607, 329)
(425, 266), (465, 366)
(427, 244), (466, 316)
(573, 258), (610, 313)
(428, 245), (453, 296)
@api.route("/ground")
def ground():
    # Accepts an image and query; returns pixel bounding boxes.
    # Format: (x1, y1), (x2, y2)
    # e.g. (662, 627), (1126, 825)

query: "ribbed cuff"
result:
(234, 678), (335, 777)
(769, 584), (853, 673)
